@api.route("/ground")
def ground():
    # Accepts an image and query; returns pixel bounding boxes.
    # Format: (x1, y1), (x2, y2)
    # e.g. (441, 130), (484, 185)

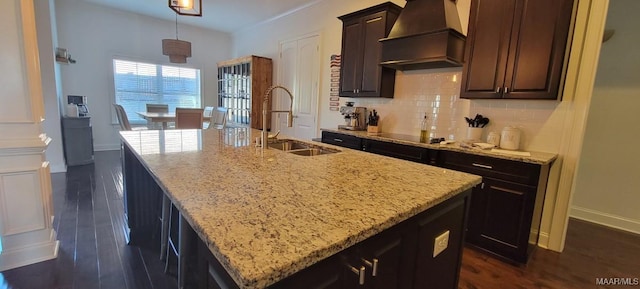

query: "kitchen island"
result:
(119, 127), (481, 289)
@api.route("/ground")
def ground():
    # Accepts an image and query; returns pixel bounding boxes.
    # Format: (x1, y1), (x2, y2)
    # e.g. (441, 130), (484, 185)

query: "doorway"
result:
(570, 0), (640, 234)
(276, 33), (321, 140)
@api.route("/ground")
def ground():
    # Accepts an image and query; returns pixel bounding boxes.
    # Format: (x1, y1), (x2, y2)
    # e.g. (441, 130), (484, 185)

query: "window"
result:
(113, 59), (201, 124)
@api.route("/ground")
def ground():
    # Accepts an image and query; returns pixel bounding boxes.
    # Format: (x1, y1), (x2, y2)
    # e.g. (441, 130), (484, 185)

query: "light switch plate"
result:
(433, 230), (450, 258)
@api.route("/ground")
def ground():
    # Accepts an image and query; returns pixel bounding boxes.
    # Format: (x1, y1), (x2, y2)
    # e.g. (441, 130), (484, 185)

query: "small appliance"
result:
(67, 95), (89, 117)
(338, 106), (367, 131)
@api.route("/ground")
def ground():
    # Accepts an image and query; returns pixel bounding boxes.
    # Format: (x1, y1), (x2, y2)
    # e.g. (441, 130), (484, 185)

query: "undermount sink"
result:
(267, 139), (340, 156)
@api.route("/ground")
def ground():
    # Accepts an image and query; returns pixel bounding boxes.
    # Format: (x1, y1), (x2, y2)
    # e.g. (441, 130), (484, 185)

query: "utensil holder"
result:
(467, 127), (483, 140)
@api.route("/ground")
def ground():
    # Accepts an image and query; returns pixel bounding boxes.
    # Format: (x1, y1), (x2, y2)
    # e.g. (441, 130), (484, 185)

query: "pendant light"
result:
(162, 0), (201, 63)
(169, 0), (202, 17)
(162, 13), (191, 63)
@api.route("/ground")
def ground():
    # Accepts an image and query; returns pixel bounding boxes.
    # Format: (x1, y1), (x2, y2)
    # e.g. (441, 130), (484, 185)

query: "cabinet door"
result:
(357, 227), (412, 289)
(461, 0), (515, 99)
(412, 196), (467, 289)
(359, 11), (386, 96)
(503, 0), (574, 99)
(466, 177), (536, 263)
(271, 255), (349, 289)
(339, 18), (363, 97)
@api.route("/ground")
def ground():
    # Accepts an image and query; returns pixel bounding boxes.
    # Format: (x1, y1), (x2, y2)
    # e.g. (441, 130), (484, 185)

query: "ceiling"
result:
(84, 0), (324, 33)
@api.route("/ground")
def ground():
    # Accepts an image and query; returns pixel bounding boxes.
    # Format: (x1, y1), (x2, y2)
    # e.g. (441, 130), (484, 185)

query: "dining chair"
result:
(175, 108), (204, 129)
(202, 106), (214, 129)
(208, 107), (228, 129)
(146, 103), (169, 129)
(113, 104), (132, 131)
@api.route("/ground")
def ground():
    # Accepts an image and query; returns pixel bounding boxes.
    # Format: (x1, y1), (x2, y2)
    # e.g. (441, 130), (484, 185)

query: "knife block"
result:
(367, 124), (380, 135)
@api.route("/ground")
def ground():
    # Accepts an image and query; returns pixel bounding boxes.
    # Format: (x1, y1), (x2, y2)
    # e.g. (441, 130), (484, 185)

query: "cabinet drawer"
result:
(364, 139), (432, 164)
(322, 131), (363, 150)
(439, 151), (540, 185)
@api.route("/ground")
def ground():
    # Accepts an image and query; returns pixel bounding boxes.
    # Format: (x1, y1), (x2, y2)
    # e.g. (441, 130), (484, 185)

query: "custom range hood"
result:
(380, 0), (466, 70)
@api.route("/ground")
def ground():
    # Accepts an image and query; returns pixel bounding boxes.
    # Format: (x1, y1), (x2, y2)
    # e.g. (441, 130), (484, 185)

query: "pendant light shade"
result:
(162, 39), (192, 63)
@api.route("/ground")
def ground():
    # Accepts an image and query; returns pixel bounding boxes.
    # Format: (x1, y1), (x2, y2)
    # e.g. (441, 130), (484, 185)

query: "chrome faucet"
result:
(262, 85), (294, 148)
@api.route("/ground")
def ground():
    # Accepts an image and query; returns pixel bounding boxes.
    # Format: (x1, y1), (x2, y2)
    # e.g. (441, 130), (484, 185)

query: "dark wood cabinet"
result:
(338, 2), (401, 98)
(203, 191), (471, 289)
(439, 150), (549, 263)
(461, 0), (574, 100)
(465, 178), (537, 263)
(322, 131), (363, 150)
(363, 139), (437, 165)
(323, 131), (553, 263)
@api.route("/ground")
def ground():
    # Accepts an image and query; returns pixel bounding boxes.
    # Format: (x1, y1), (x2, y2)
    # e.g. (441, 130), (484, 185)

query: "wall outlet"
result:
(433, 230), (450, 258)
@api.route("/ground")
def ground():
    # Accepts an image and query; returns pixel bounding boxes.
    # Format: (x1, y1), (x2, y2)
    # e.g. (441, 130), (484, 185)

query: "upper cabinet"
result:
(460, 0), (575, 100)
(338, 2), (401, 98)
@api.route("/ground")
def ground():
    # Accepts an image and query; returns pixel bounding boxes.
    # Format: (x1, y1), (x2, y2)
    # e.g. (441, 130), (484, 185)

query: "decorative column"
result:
(0, 0), (59, 271)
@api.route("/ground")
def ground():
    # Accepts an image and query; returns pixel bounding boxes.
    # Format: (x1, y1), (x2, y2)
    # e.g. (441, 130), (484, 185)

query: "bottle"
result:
(419, 113), (429, 143)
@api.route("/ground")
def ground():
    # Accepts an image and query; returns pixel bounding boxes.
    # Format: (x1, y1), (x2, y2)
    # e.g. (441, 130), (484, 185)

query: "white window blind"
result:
(113, 59), (201, 124)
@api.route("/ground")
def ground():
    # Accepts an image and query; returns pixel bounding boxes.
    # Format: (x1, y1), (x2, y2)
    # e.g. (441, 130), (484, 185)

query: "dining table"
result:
(137, 111), (211, 129)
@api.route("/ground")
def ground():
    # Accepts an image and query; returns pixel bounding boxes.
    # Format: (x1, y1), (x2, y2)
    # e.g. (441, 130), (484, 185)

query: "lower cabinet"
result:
(363, 139), (437, 165)
(322, 131), (363, 150)
(439, 150), (548, 263)
(323, 131), (552, 264)
(276, 191), (469, 289)
(465, 178), (537, 263)
(201, 191), (471, 289)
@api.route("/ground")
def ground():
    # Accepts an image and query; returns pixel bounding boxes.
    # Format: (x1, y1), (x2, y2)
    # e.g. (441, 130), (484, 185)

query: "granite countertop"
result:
(119, 127), (481, 289)
(321, 128), (558, 165)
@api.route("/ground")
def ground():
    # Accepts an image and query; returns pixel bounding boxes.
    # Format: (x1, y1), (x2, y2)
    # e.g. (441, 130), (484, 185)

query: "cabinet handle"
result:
(471, 163), (493, 169)
(333, 138), (343, 142)
(353, 89), (357, 93)
(346, 264), (366, 285)
(504, 87), (509, 94)
(361, 258), (379, 276)
(481, 182), (485, 189)
(495, 87), (502, 94)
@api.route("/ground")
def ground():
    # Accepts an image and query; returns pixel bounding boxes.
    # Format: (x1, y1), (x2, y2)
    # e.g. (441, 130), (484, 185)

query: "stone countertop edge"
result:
(321, 128), (558, 165)
(119, 129), (482, 289)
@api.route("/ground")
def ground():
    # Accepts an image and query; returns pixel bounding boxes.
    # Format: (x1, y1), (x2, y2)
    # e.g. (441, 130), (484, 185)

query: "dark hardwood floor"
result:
(459, 218), (640, 289)
(0, 150), (176, 289)
(1, 150), (638, 289)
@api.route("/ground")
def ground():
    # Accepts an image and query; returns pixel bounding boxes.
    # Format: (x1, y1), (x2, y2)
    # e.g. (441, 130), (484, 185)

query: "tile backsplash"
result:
(341, 68), (561, 152)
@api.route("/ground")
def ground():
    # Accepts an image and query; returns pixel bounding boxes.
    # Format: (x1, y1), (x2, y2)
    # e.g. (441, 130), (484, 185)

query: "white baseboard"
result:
(94, 143), (120, 151)
(0, 240), (59, 271)
(570, 206), (640, 235)
(537, 232), (550, 249)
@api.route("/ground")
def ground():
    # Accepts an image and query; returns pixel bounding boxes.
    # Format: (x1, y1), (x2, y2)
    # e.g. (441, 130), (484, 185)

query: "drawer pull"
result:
(491, 185), (524, 196)
(472, 163), (493, 169)
(361, 258), (379, 276)
(346, 264), (366, 285)
(333, 138), (344, 142)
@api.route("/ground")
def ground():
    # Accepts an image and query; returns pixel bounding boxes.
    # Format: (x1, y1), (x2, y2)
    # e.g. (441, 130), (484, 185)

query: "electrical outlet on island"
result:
(433, 230), (450, 258)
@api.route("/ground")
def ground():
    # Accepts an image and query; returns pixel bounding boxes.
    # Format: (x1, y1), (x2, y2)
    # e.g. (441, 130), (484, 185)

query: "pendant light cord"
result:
(175, 13), (179, 40)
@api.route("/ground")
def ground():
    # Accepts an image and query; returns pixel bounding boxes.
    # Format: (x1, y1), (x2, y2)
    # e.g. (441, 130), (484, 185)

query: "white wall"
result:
(571, 0), (640, 234)
(35, 0), (66, 173)
(55, 0), (232, 151)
